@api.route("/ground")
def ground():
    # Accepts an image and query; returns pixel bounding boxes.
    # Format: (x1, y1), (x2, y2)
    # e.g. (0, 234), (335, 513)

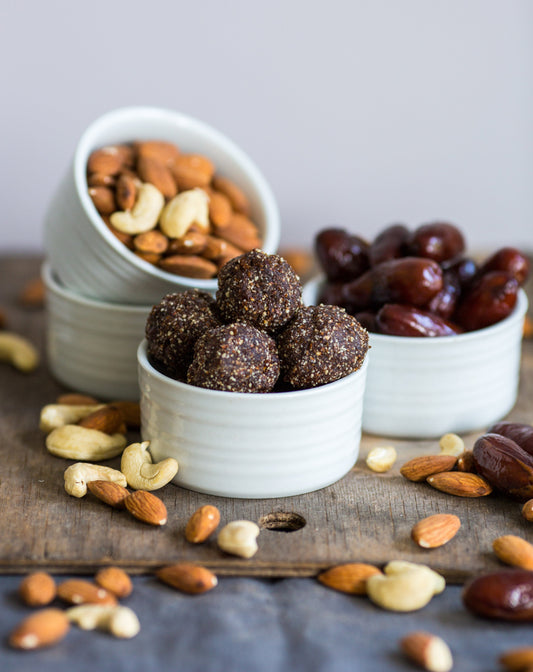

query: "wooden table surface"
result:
(1, 255), (532, 583)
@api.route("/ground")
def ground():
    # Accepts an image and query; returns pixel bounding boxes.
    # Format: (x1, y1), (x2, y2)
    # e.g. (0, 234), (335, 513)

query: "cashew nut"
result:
(46, 425), (127, 461)
(366, 446), (397, 473)
(120, 441), (178, 491)
(66, 605), (140, 638)
(0, 332), (39, 372)
(217, 520), (260, 559)
(366, 561), (445, 612)
(439, 433), (465, 456)
(159, 188), (209, 239)
(39, 404), (104, 434)
(110, 182), (164, 234)
(64, 462), (128, 498)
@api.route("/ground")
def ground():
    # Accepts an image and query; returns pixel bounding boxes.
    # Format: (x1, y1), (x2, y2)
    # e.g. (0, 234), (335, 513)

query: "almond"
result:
(400, 455), (458, 482)
(87, 480), (130, 509)
(279, 248), (314, 280)
(156, 563), (218, 594)
(456, 450), (476, 473)
(124, 490), (167, 526)
(87, 147), (125, 176)
(137, 156), (177, 199)
(18, 277), (45, 308)
(136, 251), (161, 265)
(426, 471), (493, 497)
(9, 609), (70, 650)
(115, 172), (138, 211)
(185, 505), (221, 543)
(159, 254), (217, 279)
(19, 572), (57, 607)
(212, 175), (250, 215)
(493, 535), (533, 570)
(56, 393), (99, 406)
(109, 400), (141, 429)
(500, 646), (533, 671)
(89, 186), (116, 215)
(167, 232), (208, 256)
(214, 213), (261, 252)
(203, 236), (242, 261)
(411, 514), (461, 549)
(135, 140), (180, 166)
(134, 230), (169, 255)
(105, 220), (135, 250)
(400, 631), (453, 672)
(57, 579), (117, 606)
(522, 499), (533, 522)
(171, 154), (214, 190)
(88, 172), (116, 188)
(208, 190), (233, 227)
(95, 567), (133, 598)
(78, 405), (124, 434)
(318, 563), (382, 594)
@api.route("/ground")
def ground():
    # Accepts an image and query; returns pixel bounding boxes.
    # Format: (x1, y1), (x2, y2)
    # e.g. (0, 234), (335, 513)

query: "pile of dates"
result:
(315, 222), (530, 336)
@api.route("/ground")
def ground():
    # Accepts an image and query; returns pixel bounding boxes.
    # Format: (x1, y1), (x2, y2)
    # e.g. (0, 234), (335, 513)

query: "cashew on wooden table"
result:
(120, 441), (178, 491)
(64, 463), (128, 498)
(0, 332), (39, 372)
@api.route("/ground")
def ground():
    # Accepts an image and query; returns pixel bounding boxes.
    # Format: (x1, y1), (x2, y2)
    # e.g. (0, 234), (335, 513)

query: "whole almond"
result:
(212, 175), (250, 215)
(318, 563), (382, 594)
(134, 230), (169, 255)
(411, 514), (461, 549)
(171, 154), (214, 190)
(116, 172), (138, 211)
(456, 450), (476, 473)
(156, 563), (217, 594)
(167, 232), (208, 256)
(57, 579), (117, 606)
(159, 254), (217, 279)
(135, 140), (180, 166)
(57, 393), (99, 406)
(136, 251), (161, 265)
(522, 499), (533, 522)
(208, 191), (232, 227)
(78, 405), (124, 434)
(137, 156), (177, 199)
(89, 186), (116, 215)
(87, 147), (124, 176)
(214, 213), (261, 252)
(9, 609), (70, 650)
(400, 455), (458, 482)
(185, 505), (221, 543)
(500, 646), (533, 671)
(493, 535), (533, 570)
(95, 567), (133, 598)
(19, 572), (57, 607)
(105, 220), (135, 250)
(87, 480), (130, 509)
(124, 490), (168, 526)
(109, 400), (141, 429)
(88, 172), (116, 188)
(426, 471), (493, 497)
(400, 631), (453, 672)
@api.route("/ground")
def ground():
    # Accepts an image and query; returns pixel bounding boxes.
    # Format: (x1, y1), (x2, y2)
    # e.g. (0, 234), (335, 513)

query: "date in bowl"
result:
(44, 106), (280, 304)
(303, 276), (528, 439)
(137, 340), (368, 498)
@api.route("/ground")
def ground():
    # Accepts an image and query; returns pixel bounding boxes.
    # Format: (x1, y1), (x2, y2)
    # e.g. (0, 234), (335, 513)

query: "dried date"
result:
(314, 228), (369, 282)
(454, 271), (519, 331)
(376, 304), (462, 337)
(368, 224), (410, 266)
(462, 569), (533, 621)
(472, 433), (533, 501)
(489, 422), (533, 458)
(407, 222), (465, 264)
(426, 270), (461, 319)
(476, 247), (530, 286)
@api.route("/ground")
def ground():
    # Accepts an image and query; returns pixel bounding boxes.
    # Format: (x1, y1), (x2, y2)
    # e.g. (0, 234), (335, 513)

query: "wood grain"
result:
(0, 255), (532, 583)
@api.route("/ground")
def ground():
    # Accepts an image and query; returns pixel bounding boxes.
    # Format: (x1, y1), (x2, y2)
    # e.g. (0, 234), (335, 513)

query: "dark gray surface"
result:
(1, 574), (530, 671)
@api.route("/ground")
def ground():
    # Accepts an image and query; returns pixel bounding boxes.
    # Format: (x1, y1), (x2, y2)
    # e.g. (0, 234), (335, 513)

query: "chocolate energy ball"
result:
(187, 323), (280, 393)
(278, 304), (369, 389)
(216, 249), (302, 332)
(145, 290), (221, 379)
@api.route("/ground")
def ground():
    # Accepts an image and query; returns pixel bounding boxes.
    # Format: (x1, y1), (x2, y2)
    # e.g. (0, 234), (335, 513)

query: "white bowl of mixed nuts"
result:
(44, 106), (280, 304)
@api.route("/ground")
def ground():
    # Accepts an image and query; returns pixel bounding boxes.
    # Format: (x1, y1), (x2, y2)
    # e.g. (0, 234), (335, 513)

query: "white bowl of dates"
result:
(137, 250), (369, 498)
(303, 223), (530, 438)
(44, 106), (280, 304)
(43, 263), (151, 400)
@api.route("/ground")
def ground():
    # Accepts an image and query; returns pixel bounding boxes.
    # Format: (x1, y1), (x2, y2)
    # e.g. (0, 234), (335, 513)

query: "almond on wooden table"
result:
(57, 579), (117, 606)
(87, 480), (130, 508)
(411, 514), (461, 549)
(56, 393), (99, 406)
(78, 405), (125, 434)
(400, 455), (458, 482)
(493, 535), (533, 570)
(426, 471), (493, 497)
(9, 609), (70, 650)
(185, 505), (221, 543)
(124, 490), (168, 526)
(109, 400), (141, 428)
(95, 567), (133, 598)
(156, 563), (218, 594)
(317, 563), (382, 594)
(19, 572), (56, 606)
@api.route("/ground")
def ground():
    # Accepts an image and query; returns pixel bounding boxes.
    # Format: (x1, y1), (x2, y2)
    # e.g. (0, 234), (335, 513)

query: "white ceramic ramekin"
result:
(44, 106), (280, 304)
(137, 340), (368, 498)
(43, 264), (151, 400)
(303, 276), (528, 438)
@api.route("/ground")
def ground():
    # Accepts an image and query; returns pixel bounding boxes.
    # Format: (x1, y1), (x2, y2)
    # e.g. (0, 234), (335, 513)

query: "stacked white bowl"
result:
(42, 106), (281, 401)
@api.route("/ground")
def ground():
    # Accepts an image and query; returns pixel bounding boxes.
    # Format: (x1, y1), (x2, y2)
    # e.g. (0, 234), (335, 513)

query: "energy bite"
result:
(278, 305), (369, 389)
(216, 249), (302, 332)
(145, 290), (221, 379)
(187, 323), (280, 393)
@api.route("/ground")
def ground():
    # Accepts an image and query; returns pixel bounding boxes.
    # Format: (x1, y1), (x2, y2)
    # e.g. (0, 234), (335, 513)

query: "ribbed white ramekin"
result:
(43, 264), (151, 400)
(137, 340), (368, 498)
(44, 106), (280, 304)
(303, 276), (528, 438)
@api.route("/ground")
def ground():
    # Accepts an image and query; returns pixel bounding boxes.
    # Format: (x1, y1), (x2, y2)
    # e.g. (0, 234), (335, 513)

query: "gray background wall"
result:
(1, 0), (531, 254)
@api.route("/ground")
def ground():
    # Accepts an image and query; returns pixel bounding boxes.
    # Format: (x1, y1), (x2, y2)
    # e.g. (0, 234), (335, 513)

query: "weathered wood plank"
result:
(0, 255), (532, 583)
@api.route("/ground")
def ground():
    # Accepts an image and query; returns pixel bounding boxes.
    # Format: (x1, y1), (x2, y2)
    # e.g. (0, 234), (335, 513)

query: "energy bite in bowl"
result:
(187, 323), (280, 393)
(278, 304), (369, 389)
(216, 248), (302, 332)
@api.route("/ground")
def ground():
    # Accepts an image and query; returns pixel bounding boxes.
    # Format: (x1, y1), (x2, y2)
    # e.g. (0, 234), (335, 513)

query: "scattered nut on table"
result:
(0, 331), (39, 372)
(217, 520), (260, 558)
(400, 631), (453, 672)
(46, 425), (127, 461)
(366, 445), (397, 472)
(66, 604), (140, 638)
(366, 561), (445, 612)
(120, 441), (178, 491)
(64, 463), (128, 498)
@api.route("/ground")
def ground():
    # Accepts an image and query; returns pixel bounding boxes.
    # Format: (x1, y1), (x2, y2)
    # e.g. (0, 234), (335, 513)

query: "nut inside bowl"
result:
(44, 106), (280, 304)
(137, 340), (368, 498)
(303, 275), (528, 439)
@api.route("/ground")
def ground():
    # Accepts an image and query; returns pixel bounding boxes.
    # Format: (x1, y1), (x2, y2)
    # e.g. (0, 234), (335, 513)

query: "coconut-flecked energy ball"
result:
(216, 249), (302, 333)
(145, 290), (221, 379)
(277, 304), (369, 389)
(187, 323), (280, 393)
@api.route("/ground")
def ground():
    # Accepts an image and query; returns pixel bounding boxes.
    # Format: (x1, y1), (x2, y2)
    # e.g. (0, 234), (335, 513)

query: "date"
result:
(489, 422), (533, 458)
(472, 433), (533, 500)
(407, 222), (465, 264)
(426, 270), (461, 319)
(315, 228), (369, 282)
(368, 224), (410, 266)
(453, 271), (519, 332)
(462, 570), (533, 621)
(476, 247), (530, 286)
(376, 304), (462, 337)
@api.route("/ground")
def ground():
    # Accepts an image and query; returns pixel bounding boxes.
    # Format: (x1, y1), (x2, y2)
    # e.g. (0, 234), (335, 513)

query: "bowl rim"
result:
(73, 105), (281, 290)
(303, 274), (529, 346)
(42, 262), (153, 313)
(137, 338), (368, 401)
